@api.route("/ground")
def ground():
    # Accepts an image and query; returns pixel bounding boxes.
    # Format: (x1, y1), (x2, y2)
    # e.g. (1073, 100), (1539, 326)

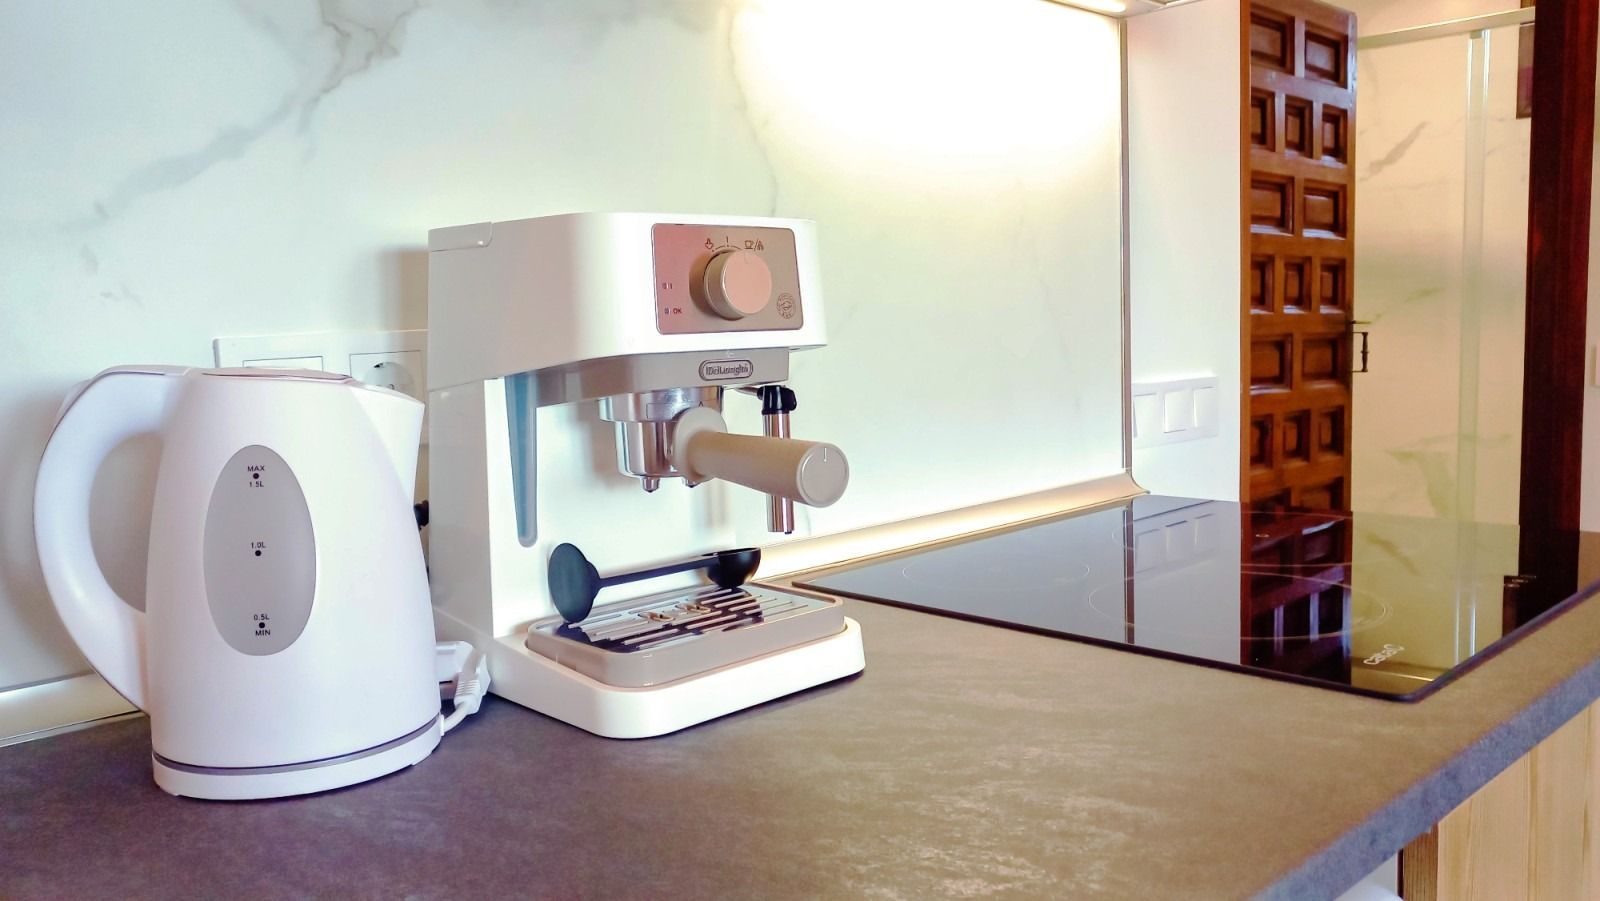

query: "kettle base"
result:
(152, 717), (441, 800)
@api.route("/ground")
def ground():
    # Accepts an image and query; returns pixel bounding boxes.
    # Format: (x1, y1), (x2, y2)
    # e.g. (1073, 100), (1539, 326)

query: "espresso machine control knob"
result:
(702, 249), (773, 320)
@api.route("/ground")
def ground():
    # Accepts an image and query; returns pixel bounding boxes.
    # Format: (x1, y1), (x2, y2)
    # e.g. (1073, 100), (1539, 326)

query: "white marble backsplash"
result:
(0, 0), (1126, 689)
(1349, 11), (1528, 523)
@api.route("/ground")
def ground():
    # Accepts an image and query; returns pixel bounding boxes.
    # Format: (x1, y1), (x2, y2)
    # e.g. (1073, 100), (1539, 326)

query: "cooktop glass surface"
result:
(798, 496), (1600, 700)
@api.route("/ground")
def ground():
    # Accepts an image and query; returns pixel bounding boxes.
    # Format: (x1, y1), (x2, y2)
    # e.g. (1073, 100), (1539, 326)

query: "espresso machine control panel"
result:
(652, 224), (804, 335)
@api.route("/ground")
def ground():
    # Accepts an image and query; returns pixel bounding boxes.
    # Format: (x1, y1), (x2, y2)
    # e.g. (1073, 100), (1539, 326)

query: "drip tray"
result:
(525, 583), (845, 688)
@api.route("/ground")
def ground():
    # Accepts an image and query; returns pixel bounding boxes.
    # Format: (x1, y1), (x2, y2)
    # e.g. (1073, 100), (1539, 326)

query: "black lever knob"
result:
(546, 542), (762, 623)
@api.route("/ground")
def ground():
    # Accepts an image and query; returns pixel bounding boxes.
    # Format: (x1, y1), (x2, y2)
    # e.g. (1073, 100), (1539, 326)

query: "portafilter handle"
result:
(670, 406), (849, 507)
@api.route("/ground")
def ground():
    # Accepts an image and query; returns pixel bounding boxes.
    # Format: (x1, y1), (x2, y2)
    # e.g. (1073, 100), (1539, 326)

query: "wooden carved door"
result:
(1244, 0), (1357, 510)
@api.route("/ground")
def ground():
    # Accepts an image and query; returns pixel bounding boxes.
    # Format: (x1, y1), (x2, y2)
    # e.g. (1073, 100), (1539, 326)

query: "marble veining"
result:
(1385, 443), (1457, 517)
(87, 1), (418, 224)
(1352, 21), (1528, 524)
(1362, 121), (1428, 180)
(0, 0), (1126, 689)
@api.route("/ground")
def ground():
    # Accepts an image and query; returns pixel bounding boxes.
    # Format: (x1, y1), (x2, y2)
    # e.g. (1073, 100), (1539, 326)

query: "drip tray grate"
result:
(524, 583), (845, 688)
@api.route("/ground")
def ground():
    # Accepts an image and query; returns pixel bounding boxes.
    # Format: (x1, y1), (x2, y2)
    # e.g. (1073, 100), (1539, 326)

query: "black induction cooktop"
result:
(798, 495), (1600, 700)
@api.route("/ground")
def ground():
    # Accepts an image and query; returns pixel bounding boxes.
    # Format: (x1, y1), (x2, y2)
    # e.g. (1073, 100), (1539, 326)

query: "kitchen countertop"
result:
(5, 581), (1600, 898)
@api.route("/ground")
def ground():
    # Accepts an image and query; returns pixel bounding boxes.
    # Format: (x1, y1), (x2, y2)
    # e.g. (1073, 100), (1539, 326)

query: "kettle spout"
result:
(351, 386), (425, 494)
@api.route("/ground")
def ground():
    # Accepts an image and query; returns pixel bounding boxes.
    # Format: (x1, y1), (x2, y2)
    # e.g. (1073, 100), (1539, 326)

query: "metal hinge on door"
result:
(1351, 321), (1371, 373)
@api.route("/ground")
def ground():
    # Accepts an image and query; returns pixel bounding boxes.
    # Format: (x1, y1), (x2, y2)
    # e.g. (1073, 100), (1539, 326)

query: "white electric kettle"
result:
(33, 365), (485, 800)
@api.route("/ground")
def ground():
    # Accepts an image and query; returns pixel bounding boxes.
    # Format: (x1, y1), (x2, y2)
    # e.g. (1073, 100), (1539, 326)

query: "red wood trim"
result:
(1240, 1), (1253, 504)
(1519, 0), (1598, 533)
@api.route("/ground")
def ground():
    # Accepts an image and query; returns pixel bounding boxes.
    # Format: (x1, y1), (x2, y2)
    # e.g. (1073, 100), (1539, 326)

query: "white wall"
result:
(1127, 0), (1243, 501)
(0, 0), (1128, 690)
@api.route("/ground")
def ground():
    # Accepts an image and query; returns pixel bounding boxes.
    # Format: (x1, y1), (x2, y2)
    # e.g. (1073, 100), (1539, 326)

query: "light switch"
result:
(242, 355), (325, 370)
(1164, 520), (1196, 560)
(1193, 513), (1218, 552)
(1133, 392), (1159, 440)
(1132, 377), (1220, 447)
(1162, 389), (1193, 432)
(1134, 528), (1162, 572)
(1192, 386), (1219, 433)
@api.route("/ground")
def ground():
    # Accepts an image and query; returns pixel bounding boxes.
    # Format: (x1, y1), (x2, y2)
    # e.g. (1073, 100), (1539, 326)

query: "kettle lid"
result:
(201, 367), (359, 385)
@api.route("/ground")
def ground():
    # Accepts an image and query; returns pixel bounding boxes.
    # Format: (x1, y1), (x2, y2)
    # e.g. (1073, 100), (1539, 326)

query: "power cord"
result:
(434, 640), (490, 734)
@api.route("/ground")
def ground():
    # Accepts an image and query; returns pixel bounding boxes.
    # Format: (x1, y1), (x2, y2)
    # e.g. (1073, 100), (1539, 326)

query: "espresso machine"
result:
(426, 212), (865, 738)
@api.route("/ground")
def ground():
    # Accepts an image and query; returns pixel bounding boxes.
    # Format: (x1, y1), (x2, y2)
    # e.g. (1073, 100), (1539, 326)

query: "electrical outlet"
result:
(213, 330), (426, 401)
(214, 329), (429, 442)
(351, 350), (423, 398)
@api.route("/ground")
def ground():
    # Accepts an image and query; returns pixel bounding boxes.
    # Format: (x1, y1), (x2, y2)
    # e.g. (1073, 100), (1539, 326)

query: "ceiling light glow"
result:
(732, 0), (1123, 191)
(1044, 0), (1130, 14)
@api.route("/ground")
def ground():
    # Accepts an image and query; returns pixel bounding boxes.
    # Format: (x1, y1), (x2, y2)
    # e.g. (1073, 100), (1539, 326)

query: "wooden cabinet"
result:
(1402, 701), (1600, 899)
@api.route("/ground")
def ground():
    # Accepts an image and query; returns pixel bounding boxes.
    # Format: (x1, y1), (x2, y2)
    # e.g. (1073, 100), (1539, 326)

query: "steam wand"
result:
(741, 385), (799, 534)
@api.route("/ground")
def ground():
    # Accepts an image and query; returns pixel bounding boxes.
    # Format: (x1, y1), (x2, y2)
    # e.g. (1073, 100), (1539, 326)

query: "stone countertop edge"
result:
(6, 590), (1600, 898)
(1264, 648), (1600, 900)
(13, 486), (1600, 898)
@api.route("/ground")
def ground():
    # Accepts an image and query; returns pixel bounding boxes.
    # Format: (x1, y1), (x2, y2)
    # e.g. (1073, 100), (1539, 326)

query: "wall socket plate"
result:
(1131, 376), (1220, 448)
(212, 329), (426, 400)
(213, 329), (429, 441)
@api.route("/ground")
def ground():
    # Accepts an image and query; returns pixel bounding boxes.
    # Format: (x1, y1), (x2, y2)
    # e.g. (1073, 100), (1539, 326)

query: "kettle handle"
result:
(33, 366), (183, 710)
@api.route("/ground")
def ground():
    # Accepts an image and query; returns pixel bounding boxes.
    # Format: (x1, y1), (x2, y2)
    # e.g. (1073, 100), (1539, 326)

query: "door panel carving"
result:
(1244, 0), (1356, 510)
